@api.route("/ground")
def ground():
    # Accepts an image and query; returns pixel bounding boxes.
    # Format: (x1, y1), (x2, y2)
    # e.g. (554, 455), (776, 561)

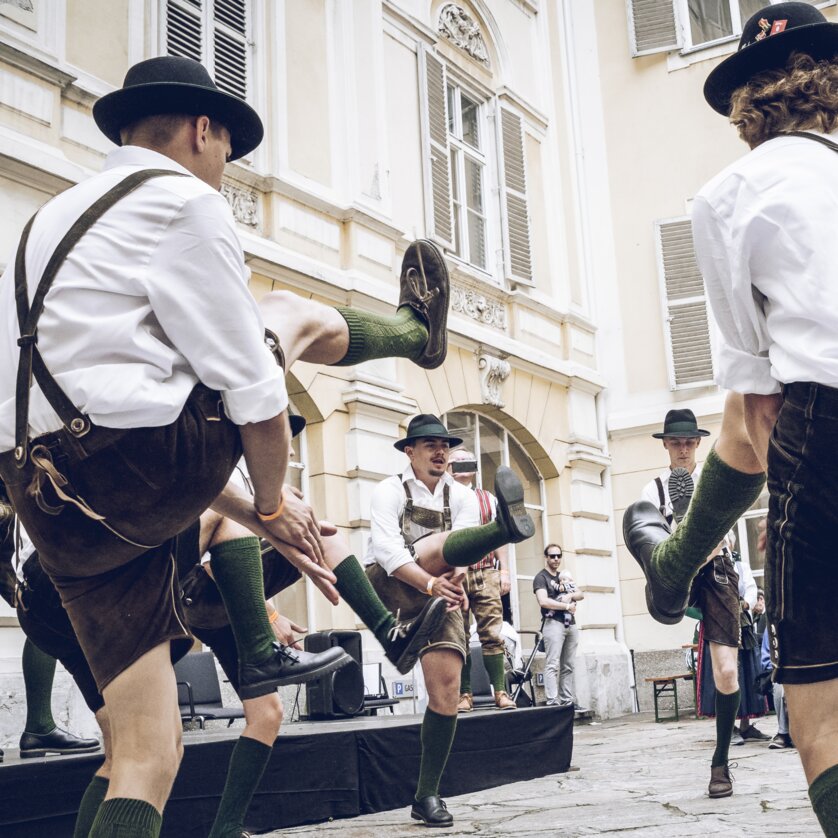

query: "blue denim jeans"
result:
(766, 382), (838, 684)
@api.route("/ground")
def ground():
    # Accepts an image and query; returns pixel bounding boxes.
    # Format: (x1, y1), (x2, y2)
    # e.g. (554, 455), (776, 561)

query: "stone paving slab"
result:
(263, 712), (822, 836)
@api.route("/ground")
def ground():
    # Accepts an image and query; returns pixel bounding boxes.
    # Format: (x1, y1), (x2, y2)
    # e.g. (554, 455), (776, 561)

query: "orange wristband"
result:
(426, 577), (436, 595)
(268, 610), (279, 624)
(257, 493), (286, 522)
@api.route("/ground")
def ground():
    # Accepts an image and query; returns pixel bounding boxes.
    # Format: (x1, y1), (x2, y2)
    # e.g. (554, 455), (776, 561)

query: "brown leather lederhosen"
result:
(366, 477), (467, 659)
(0, 169), (243, 688)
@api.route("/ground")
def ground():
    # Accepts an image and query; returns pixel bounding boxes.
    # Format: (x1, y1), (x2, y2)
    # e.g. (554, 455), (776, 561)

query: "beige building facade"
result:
(0, 0), (637, 745)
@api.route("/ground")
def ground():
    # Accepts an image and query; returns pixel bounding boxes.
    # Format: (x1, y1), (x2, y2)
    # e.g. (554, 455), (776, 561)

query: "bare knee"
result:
(243, 694), (283, 744)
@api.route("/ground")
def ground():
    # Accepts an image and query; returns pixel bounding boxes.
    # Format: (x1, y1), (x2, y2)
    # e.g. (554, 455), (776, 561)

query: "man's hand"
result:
(566, 601), (577, 615)
(263, 523), (340, 606)
(430, 569), (468, 611)
(259, 486), (325, 567)
(270, 613), (306, 649)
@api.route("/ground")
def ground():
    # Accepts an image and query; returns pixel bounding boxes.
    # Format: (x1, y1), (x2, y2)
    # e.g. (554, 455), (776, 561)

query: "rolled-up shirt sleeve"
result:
(144, 192), (287, 424)
(369, 478), (415, 576)
(452, 486), (480, 530)
(692, 194), (779, 395)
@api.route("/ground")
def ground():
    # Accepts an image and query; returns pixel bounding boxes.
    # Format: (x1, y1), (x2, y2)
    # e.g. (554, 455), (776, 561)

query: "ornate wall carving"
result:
(220, 183), (259, 228)
(452, 284), (507, 330)
(478, 352), (511, 408)
(438, 4), (489, 65)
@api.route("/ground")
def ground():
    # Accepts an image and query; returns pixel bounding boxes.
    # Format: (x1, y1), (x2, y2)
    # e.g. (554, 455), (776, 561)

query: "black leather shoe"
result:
(398, 240), (449, 369)
(385, 597), (447, 674)
(19, 727), (100, 758)
(239, 643), (351, 699)
(668, 467), (694, 524)
(622, 501), (688, 625)
(411, 795), (454, 827)
(494, 467), (535, 543)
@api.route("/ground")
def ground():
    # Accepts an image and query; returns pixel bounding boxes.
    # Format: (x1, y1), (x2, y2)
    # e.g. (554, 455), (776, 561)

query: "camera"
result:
(451, 460), (478, 474)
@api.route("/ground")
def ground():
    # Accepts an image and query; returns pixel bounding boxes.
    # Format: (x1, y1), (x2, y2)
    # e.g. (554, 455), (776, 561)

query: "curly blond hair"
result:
(729, 52), (838, 148)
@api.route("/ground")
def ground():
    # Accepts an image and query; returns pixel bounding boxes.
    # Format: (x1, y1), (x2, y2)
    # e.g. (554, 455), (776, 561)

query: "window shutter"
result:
(655, 217), (715, 390)
(497, 106), (533, 284)
(418, 47), (454, 249)
(166, 0), (203, 63)
(627, 0), (681, 57)
(213, 0), (248, 100)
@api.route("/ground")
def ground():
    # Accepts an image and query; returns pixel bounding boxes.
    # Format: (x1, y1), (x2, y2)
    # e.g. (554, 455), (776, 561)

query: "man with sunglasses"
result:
(533, 544), (583, 707)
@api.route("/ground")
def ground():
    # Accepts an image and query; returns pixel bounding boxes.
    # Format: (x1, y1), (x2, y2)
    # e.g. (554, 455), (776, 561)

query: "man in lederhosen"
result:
(446, 448), (516, 712)
(365, 414), (536, 827)
(0, 55), (452, 836)
(622, 4), (838, 832)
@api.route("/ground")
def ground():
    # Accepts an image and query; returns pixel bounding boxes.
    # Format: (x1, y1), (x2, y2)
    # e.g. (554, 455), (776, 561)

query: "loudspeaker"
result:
(305, 630), (365, 719)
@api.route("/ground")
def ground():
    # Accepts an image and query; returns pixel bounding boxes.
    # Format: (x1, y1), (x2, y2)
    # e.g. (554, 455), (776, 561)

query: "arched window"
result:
(444, 410), (547, 631)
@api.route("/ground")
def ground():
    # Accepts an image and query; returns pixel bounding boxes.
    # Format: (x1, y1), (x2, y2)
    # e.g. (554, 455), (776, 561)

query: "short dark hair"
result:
(544, 543), (562, 557)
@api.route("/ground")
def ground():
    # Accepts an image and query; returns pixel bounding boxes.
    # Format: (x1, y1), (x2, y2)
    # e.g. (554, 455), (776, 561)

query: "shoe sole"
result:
(494, 467), (535, 543)
(622, 508), (684, 626)
(20, 744), (101, 758)
(668, 469), (694, 525)
(410, 812), (454, 828)
(399, 239), (449, 370)
(394, 597), (447, 674)
(708, 788), (733, 799)
(239, 651), (353, 699)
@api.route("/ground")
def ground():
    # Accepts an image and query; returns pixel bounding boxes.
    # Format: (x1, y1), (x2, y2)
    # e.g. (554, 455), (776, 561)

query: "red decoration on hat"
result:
(770, 19), (788, 36)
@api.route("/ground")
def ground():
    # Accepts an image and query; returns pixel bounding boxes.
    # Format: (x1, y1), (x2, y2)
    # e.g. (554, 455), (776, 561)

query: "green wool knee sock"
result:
(89, 798), (162, 838)
(73, 775), (109, 838)
(711, 689), (740, 768)
(208, 736), (273, 838)
(460, 655), (472, 694)
(653, 448), (765, 594)
(416, 708), (458, 801)
(333, 306), (429, 367)
(810, 764), (838, 837)
(22, 637), (57, 734)
(209, 537), (274, 666)
(333, 556), (395, 648)
(483, 653), (507, 693)
(442, 521), (507, 568)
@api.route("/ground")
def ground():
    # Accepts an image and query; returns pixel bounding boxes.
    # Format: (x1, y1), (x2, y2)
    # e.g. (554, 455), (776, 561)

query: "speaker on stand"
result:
(304, 630), (365, 719)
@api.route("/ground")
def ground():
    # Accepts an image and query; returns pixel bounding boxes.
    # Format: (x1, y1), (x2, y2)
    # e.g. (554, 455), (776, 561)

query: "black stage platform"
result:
(0, 704), (574, 836)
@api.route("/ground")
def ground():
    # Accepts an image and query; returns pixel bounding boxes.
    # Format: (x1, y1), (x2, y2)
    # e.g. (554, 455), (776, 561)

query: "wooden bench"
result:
(645, 673), (695, 722)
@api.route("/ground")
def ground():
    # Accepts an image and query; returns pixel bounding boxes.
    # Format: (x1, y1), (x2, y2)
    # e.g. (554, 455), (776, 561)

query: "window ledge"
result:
(666, 37), (738, 73)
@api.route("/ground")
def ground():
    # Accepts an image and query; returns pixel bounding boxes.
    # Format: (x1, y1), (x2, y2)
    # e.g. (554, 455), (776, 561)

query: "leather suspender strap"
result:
(780, 130), (838, 152)
(442, 482), (452, 531)
(12, 168), (186, 467)
(655, 476), (673, 526)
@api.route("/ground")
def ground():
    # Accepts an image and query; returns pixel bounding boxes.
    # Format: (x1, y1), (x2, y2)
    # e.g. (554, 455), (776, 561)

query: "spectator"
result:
(533, 544), (583, 706)
(761, 628), (794, 750)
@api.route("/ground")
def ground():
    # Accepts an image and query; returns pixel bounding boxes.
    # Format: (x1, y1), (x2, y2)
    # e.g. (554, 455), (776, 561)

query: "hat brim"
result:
(93, 82), (264, 160)
(705, 23), (838, 115)
(394, 434), (464, 452)
(289, 414), (306, 438)
(651, 429), (711, 439)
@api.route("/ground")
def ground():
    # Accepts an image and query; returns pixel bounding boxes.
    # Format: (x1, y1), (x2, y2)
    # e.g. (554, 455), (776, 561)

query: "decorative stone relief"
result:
(452, 284), (507, 330)
(438, 4), (489, 66)
(220, 183), (259, 228)
(1, 1), (34, 11)
(478, 352), (511, 408)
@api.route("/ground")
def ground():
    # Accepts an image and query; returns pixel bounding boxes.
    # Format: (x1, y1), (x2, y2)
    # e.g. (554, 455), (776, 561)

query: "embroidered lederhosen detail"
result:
(10, 169), (187, 534)
(400, 480), (452, 555)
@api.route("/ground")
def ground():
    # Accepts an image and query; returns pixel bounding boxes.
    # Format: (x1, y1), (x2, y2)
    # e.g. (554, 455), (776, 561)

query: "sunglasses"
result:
(546, 553), (562, 559)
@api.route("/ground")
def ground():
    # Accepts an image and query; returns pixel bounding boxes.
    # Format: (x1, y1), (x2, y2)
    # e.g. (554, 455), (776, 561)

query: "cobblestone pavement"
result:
(265, 711), (821, 837)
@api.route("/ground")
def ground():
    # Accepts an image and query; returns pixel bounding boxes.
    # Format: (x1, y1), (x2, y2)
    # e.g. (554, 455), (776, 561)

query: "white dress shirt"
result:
(640, 463), (704, 520)
(365, 465), (480, 575)
(693, 130), (838, 395)
(0, 145), (286, 450)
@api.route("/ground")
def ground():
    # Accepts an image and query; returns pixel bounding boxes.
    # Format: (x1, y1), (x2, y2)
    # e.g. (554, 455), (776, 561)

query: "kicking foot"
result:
(411, 795), (454, 827)
(622, 501), (689, 625)
(668, 467), (694, 524)
(238, 642), (351, 699)
(19, 727), (100, 758)
(457, 692), (474, 713)
(494, 467), (535, 543)
(385, 597), (447, 674)
(398, 240), (449, 369)
(708, 763), (733, 798)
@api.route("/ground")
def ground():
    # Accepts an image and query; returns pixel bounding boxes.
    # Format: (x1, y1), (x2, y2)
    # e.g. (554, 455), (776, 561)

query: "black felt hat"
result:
(704, 2), (838, 115)
(394, 414), (463, 452)
(289, 412), (306, 439)
(651, 409), (710, 439)
(93, 56), (264, 160)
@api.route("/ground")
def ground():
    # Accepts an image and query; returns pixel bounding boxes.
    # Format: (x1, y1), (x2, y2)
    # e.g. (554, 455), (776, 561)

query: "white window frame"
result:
(446, 81), (491, 274)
